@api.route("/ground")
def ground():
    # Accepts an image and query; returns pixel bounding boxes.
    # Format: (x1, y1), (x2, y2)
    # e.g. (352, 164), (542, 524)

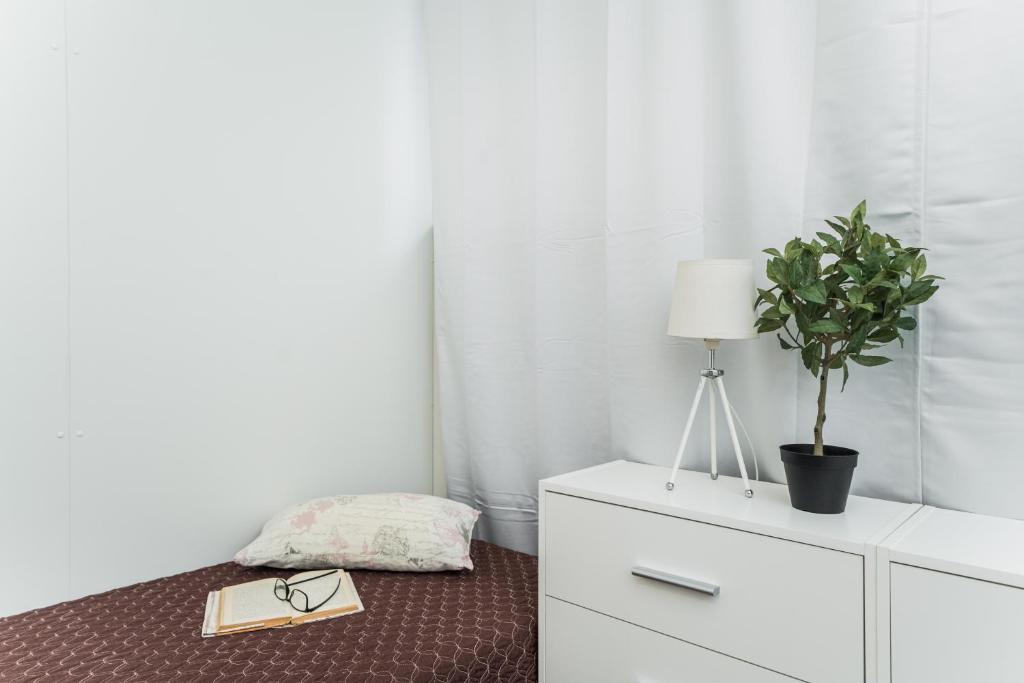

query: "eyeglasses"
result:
(273, 570), (341, 613)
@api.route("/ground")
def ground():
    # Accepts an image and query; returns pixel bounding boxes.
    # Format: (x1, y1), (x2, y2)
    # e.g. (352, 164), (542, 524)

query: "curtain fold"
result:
(427, 0), (1024, 553)
(427, 0), (813, 553)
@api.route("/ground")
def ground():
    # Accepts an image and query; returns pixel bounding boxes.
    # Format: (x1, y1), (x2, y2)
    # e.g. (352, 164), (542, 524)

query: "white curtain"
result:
(426, 0), (1024, 553)
(801, 0), (1024, 512)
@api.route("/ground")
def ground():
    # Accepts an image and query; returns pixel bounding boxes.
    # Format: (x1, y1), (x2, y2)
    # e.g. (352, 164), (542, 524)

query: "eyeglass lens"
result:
(271, 571), (341, 613)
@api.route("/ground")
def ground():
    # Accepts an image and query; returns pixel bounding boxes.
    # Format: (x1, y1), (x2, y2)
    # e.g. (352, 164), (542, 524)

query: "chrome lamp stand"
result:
(665, 340), (753, 498)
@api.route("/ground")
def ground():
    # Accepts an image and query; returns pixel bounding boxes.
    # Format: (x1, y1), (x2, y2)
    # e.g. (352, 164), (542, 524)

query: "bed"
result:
(0, 541), (537, 682)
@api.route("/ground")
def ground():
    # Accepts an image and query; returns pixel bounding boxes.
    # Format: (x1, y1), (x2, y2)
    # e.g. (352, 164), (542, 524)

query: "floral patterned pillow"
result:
(234, 493), (481, 572)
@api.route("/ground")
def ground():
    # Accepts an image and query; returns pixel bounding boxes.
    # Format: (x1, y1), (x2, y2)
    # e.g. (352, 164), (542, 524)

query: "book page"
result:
(291, 571), (363, 625)
(218, 578), (293, 628)
(202, 591), (219, 637)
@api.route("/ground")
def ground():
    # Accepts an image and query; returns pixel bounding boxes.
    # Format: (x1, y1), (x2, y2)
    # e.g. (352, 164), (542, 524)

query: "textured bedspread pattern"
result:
(0, 541), (537, 682)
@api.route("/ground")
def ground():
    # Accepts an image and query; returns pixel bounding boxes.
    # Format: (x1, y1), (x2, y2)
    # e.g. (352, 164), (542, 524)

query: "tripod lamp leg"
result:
(714, 377), (753, 498)
(708, 379), (718, 480)
(666, 376), (707, 491)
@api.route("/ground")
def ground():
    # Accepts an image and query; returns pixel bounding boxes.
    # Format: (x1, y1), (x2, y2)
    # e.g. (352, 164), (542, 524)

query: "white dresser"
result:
(877, 506), (1024, 683)
(538, 460), (920, 683)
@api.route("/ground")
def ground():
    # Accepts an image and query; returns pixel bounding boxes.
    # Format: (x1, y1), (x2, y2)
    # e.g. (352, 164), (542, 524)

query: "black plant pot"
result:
(780, 444), (859, 514)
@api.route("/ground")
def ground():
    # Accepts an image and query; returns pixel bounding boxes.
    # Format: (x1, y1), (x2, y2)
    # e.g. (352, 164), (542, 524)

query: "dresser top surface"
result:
(541, 460), (919, 554)
(883, 505), (1024, 585)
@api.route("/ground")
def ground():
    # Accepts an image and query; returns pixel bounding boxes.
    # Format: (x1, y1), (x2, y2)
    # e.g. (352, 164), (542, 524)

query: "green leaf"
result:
(841, 361), (850, 391)
(800, 342), (814, 370)
(795, 281), (828, 305)
(757, 288), (778, 305)
(840, 263), (864, 282)
(850, 308), (872, 330)
(778, 298), (794, 315)
(766, 257), (789, 286)
(891, 252), (915, 273)
(807, 319), (844, 334)
(905, 284), (939, 306)
(904, 280), (931, 299)
(895, 316), (918, 330)
(816, 231), (840, 249)
(824, 272), (847, 297)
(868, 327), (899, 343)
(799, 252), (819, 287)
(777, 335), (796, 350)
(794, 310), (813, 337)
(860, 230), (873, 250)
(847, 325), (869, 354)
(784, 237), (804, 261)
(801, 341), (822, 376)
(756, 318), (784, 333)
(847, 286), (864, 305)
(851, 354), (892, 367)
(824, 219), (847, 236)
(912, 253), (927, 280)
(851, 200), (867, 224)
(763, 247), (783, 258)
(790, 255), (807, 288)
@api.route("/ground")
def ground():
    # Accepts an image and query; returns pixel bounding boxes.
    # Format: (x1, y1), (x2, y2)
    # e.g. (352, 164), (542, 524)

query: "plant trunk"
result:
(813, 353), (830, 456)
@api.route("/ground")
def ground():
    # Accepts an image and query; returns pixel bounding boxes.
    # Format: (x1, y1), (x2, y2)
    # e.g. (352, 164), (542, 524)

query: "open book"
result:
(202, 569), (363, 637)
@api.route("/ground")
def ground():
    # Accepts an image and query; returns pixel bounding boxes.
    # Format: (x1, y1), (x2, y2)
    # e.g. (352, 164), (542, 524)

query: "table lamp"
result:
(664, 259), (757, 497)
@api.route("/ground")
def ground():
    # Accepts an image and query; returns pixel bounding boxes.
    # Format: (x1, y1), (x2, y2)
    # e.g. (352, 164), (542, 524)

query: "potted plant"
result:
(754, 201), (941, 513)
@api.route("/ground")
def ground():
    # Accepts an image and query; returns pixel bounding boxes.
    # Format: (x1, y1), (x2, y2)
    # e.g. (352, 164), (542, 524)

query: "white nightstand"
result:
(877, 506), (1024, 683)
(538, 460), (920, 683)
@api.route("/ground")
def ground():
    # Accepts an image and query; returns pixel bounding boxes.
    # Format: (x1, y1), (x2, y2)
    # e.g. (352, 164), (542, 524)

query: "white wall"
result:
(0, 0), (70, 616)
(0, 0), (433, 615)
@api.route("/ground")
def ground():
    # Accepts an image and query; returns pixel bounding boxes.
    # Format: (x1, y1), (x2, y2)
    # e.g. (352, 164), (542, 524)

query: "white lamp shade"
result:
(667, 259), (757, 340)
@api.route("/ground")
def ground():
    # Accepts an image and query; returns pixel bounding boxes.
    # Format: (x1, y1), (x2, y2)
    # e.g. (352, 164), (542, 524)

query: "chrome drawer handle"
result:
(631, 566), (720, 597)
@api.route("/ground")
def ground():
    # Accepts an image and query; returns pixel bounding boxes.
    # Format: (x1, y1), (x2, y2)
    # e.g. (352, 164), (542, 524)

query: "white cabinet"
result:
(539, 460), (920, 683)
(879, 506), (1024, 683)
(0, 0), (70, 617)
(545, 597), (791, 683)
(545, 493), (864, 683)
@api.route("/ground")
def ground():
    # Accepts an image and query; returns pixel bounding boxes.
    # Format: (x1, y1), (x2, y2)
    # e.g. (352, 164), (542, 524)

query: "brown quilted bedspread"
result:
(0, 541), (537, 682)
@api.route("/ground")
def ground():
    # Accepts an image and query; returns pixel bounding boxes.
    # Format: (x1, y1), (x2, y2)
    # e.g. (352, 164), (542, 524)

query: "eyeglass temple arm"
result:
(284, 569), (338, 588)
(303, 578), (342, 613)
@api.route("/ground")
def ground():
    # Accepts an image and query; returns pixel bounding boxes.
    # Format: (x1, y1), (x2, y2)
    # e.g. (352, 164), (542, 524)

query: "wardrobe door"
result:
(65, 0), (433, 597)
(0, 0), (70, 617)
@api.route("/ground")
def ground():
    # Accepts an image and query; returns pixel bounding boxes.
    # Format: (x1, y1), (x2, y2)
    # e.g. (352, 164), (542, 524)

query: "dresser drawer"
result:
(545, 597), (793, 683)
(891, 564), (1024, 682)
(544, 492), (864, 683)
